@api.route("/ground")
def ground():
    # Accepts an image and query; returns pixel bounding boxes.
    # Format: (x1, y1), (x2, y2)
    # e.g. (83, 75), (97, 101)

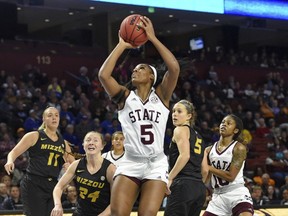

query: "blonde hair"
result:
(38, 106), (59, 130)
(177, 100), (197, 126)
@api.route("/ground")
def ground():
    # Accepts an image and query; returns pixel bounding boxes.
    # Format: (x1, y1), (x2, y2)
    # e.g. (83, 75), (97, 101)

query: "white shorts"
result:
(114, 152), (169, 184)
(205, 184), (253, 216)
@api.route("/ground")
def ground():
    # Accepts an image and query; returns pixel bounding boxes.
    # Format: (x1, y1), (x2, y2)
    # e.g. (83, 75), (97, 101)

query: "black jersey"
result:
(169, 125), (205, 181)
(74, 158), (112, 216)
(26, 129), (65, 178)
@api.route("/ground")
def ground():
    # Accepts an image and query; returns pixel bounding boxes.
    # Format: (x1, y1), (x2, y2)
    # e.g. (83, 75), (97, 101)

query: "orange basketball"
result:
(119, 14), (148, 47)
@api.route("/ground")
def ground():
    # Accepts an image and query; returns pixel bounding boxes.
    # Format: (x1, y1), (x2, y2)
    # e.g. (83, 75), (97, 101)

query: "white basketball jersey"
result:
(118, 89), (169, 157)
(102, 151), (124, 167)
(209, 140), (245, 189)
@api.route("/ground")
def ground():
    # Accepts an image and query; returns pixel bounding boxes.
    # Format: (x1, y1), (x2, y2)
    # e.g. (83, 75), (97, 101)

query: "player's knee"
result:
(111, 205), (132, 216)
(138, 207), (159, 216)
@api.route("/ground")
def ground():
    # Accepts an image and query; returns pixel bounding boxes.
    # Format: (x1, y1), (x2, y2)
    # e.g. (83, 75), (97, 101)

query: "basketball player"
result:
(51, 131), (116, 216)
(164, 100), (206, 216)
(102, 131), (125, 167)
(4, 107), (75, 216)
(202, 114), (254, 216)
(98, 16), (180, 216)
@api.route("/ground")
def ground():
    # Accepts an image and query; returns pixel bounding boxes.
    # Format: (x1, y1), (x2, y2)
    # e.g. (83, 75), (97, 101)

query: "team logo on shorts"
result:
(150, 96), (158, 103)
(101, 176), (106, 181)
(61, 143), (65, 149)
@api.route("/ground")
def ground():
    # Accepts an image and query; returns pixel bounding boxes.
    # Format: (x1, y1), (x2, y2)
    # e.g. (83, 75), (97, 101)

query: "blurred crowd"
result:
(1, 42), (288, 211)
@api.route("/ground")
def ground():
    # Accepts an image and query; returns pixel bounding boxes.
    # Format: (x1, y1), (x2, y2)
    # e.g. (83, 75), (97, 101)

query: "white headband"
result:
(149, 65), (157, 86)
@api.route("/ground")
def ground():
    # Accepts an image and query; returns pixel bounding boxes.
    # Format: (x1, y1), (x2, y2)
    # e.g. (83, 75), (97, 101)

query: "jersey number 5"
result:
(194, 137), (202, 154)
(140, 124), (154, 145)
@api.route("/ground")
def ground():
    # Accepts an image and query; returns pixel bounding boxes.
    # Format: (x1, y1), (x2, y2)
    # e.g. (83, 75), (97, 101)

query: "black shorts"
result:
(164, 178), (206, 216)
(21, 174), (58, 216)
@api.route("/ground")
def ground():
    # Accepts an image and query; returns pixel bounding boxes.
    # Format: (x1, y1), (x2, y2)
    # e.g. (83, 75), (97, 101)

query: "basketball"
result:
(119, 14), (148, 47)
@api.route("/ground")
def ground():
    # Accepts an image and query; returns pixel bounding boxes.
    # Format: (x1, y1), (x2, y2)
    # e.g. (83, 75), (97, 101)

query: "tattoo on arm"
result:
(231, 147), (246, 170)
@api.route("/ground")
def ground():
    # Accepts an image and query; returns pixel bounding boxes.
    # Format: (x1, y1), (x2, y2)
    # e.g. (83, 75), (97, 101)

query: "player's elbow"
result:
(98, 66), (111, 82)
(98, 69), (106, 82)
(181, 152), (190, 163)
(225, 174), (237, 182)
(171, 62), (180, 75)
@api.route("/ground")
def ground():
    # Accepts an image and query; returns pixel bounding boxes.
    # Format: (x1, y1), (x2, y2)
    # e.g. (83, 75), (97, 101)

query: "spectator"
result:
(75, 115), (93, 142)
(0, 133), (16, 172)
(61, 90), (76, 112)
(16, 82), (33, 107)
(206, 65), (222, 92)
(255, 118), (270, 138)
(75, 93), (90, 112)
(0, 70), (7, 87)
(62, 185), (78, 210)
(251, 185), (269, 206)
(259, 96), (274, 120)
(192, 87), (206, 109)
(60, 101), (76, 125)
(12, 100), (28, 124)
(91, 117), (103, 133)
(255, 173), (276, 197)
(245, 94), (260, 113)
(36, 94), (48, 112)
(77, 66), (91, 95)
(180, 81), (193, 101)
(280, 189), (288, 205)
(100, 112), (114, 135)
(253, 166), (266, 184)
(2, 76), (17, 92)
(59, 79), (72, 96)
(90, 68), (104, 94)
(271, 99), (281, 117)
(266, 150), (288, 187)
(0, 183), (8, 205)
(1, 185), (22, 210)
(242, 111), (257, 133)
(222, 83), (234, 100)
(23, 109), (42, 132)
(102, 133), (112, 153)
(198, 121), (214, 146)
(244, 83), (256, 98)
(47, 77), (62, 99)
(62, 124), (82, 154)
(266, 185), (280, 204)
(279, 175), (288, 198)
(279, 130), (288, 149)
(46, 92), (61, 111)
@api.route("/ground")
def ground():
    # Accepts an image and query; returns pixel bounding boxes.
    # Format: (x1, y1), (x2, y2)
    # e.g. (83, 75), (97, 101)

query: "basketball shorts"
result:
(205, 184), (254, 216)
(114, 152), (169, 184)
